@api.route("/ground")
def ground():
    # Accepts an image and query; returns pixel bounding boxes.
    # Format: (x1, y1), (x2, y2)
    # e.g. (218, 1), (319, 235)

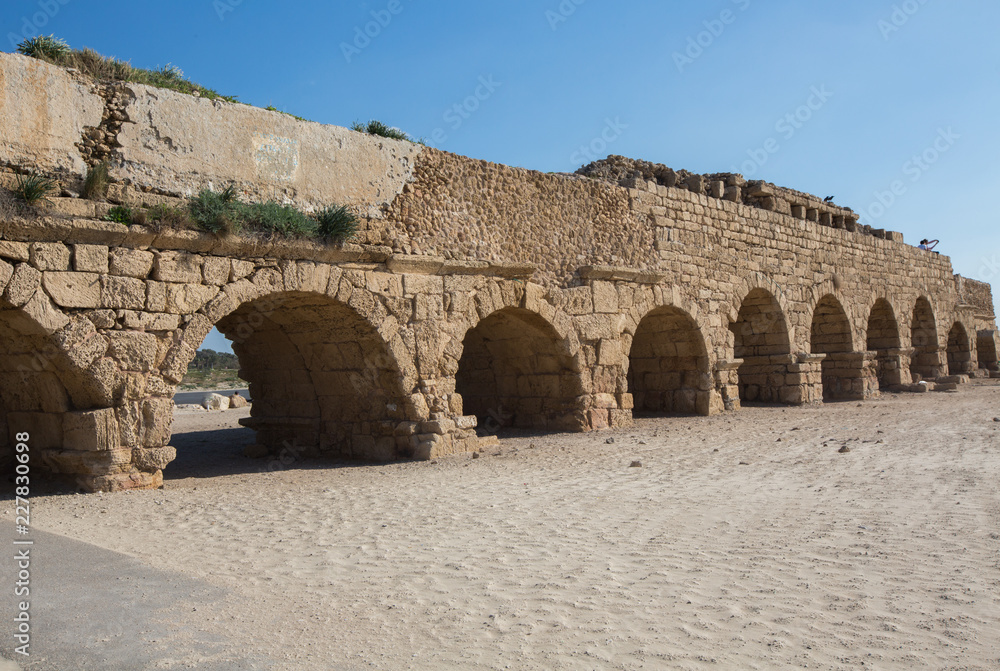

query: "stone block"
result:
(132, 446), (177, 471)
(182, 313), (214, 348)
(123, 311), (182, 331)
(413, 433), (453, 460)
(160, 342), (196, 384)
(29, 242), (71, 271)
(42, 272), (102, 308)
(63, 409), (120, 452)
(153, 251), (203, 283)
(562, 286), (594, 315)
(79, 470), (163, 493)
(101, 275), (147, 309)
(109, 248), (155, 278)
(386, 255), (445, 275)
(592, 392), (617, 409)
(202, 256), (231, 285)
(419, 419), (456, 435)
(4, 263), (41, 307)
(0, 241), (30, 262)
(404, 274), (444, 295)
(43, 448), (133, 476)
(22, 289), (69, 333)
(164, 283), (219, 313)
(596, 339), (623, 368)
(73, 244), (109, 273)
(588, 408), (610, 430)
(592, 282), (619, 314)
(107, 331), (160, 372)
(0, 259), (12, 293)
(414, 293), (444, 321)
(230, 259), (255, 281)
(142, 398), (174, 447)
(297, 262), (332, 294)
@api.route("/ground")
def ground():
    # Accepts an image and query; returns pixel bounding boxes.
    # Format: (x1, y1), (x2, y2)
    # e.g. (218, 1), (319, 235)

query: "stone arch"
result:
(810, 294), (855, 400)
(198, 290), (414, 462)
(0, 304), (135, 486)
(910, 297), (941, 380)
(978, 330), (998, 372)
(802, 280), (866, 352)
(626, 306), (711, 416)
(730, 287), (792, 403)
(0, 308), (73, 468)
(865, 298), (902, 388)
(946, 321), (973, 376)
(455, 307), (585, 432)
(723, 275), (794, 344)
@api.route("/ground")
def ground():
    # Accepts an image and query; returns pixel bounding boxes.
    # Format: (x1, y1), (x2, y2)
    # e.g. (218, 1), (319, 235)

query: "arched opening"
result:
(627, 307), (710, 415)
(810, 295), (854, 400)
(866, 298), (901, 389)
(946, 322), (972, 376)
(910, 298), (940, 381)
(0, 307), (75, 476)
(731, 289), (791, 403)
(978, 330), (998, 372)
(455, 308), (584, 432)
(206, 291), (409, 463)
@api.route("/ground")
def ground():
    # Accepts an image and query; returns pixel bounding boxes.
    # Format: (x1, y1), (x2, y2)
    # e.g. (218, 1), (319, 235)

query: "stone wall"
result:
(955, 276), (995, 317)
(0, 50), (998, 492)
(0, 53), (420, 219)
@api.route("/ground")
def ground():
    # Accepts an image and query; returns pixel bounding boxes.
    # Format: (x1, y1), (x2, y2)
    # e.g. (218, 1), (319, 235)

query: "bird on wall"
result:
(824, 196), (835, 203)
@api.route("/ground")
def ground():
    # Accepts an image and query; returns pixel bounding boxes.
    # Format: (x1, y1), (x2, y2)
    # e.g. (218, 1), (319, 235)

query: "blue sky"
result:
(4, 0), (999, 352)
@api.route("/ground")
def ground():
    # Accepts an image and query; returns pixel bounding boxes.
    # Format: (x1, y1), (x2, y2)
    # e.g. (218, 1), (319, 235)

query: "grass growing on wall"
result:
(12, 172), (58, 206)
(99, 185), (361, 243)
(14, 37), (427, 143)
(17, 35), (239, 102)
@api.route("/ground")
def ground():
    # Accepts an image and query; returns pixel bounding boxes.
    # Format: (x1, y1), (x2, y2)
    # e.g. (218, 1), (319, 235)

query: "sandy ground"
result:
(10, 381), (1000, 670)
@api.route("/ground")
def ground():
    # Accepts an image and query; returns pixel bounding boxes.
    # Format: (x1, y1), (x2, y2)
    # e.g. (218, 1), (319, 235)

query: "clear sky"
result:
(4, 0), (998, 353)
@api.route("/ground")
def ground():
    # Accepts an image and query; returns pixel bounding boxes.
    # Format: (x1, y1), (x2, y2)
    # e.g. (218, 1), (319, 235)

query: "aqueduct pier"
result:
(1, 52), (997, 491)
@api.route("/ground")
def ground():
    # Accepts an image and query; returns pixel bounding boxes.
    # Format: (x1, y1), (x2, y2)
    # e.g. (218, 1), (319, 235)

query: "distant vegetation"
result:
(189, 349), (239, 371)
(181, 349), (243, 391)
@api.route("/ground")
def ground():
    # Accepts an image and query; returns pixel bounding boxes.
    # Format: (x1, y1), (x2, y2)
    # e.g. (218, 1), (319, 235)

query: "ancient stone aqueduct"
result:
(1, 53), (997, 492)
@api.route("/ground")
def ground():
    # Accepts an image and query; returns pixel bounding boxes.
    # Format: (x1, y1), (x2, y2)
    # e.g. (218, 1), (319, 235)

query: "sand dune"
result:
(27, 382), (1000, 670)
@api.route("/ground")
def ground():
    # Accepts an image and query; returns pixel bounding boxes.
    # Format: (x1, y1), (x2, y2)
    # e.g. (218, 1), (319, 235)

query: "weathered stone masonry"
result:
(1, 52), (997, 491)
